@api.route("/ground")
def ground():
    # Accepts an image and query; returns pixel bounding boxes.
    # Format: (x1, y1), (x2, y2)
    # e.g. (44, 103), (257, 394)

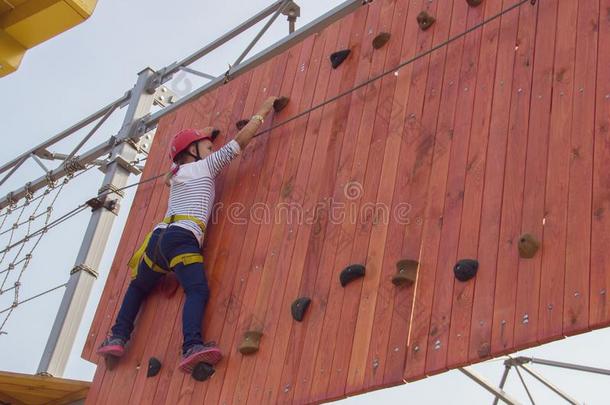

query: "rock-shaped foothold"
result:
(340, 264), (366, 287)
(192, 362), (215, 381)
(518, 233), (540, 259)
(211, 129), (221, 141)
(147, 357), (162, 378)
(236, 119), (250, 130)
(372, 32), (391, 49)
(392, 259), (418, 287)
(291, 297), (312, 322)
(330, 49), (351, 69)
(417, 11), (436, 31)
(238, 330), (263, 355)
(273, 96), (290, 113)
(161, 273), (179, 298)
(466, 0), (483, 7)
(454, 259), (479, 282)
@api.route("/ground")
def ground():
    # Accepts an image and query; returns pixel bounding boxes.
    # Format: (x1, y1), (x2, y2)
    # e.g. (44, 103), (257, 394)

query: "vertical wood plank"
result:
(466, 0), (519, 363)
(537, 0), (578, 343)
(513, 0), (558, 350)
(589, 0), (610, 328)
(562, 0), (598, 336)
(401, 0), (456, 380)
(421, 0), (469, 375)
(444, 0), (488, 368)
(489, 0), (537, 355)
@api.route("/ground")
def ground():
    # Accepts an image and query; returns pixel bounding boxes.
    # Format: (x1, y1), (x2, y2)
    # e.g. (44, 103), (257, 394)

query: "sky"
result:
(0, 0), (609, 404)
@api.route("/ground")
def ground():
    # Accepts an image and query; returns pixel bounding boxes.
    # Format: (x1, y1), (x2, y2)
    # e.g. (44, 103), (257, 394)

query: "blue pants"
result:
(111, 226), (209, 353)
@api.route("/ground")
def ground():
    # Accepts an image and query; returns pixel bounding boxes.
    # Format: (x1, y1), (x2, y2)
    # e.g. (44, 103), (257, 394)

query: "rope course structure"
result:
(0, 165), (97, 334)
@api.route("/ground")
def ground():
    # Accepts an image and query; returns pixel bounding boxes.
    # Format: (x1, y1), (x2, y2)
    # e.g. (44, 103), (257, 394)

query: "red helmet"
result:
(169, 128), (213, 162)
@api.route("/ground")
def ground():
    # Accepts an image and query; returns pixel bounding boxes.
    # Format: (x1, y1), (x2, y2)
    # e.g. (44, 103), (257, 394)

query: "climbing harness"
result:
(127, 215), (206, 279)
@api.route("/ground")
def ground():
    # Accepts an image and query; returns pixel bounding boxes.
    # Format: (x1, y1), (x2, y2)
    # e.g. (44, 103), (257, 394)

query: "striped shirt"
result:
(155, 140), (241, 245)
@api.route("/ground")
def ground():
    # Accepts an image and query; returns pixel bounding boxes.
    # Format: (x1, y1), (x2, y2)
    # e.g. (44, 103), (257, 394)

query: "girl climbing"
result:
(97, 95), (279, 373)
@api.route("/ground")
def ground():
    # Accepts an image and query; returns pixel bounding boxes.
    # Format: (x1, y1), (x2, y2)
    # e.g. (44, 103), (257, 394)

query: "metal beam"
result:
(524, 357), (610, 376)
(0, 93), (129, 176)
(492, 364), (513, 405)
(37, 69), (156, 377)
(232, 0), (291, 67)
(460, 367), (523, 405)
(143, 0), (363, 131)
(517, 365), (580, 405)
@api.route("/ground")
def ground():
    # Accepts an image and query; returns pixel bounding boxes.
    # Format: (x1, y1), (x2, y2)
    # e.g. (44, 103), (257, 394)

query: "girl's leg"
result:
(173, 261), (210, 353)
(111, 260), (164, 341)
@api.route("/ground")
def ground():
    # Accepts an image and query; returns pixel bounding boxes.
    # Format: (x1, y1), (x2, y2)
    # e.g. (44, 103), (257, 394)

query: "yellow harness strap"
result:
(128, 215), (205, 279)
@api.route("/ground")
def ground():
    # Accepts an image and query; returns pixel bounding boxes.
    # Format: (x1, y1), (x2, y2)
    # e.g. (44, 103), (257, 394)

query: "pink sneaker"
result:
(96, 336), (126, 358)
(179, 342), (222, 373)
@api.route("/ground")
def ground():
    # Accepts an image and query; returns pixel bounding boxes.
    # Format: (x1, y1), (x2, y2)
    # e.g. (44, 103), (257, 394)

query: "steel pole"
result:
(36, 68), (157, 377)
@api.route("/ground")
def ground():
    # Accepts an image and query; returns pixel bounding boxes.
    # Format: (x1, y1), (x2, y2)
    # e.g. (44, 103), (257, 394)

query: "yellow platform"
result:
(0, 370), (90, 405)
(0, 0), (97, 77)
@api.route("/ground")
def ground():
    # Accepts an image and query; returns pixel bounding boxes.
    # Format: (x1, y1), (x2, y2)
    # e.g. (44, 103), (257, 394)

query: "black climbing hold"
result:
(330, 49), (351, 69)
(273, 96), (290, 113)
(103, 354), (119, 371)
(340, 264), (366, 287)
(238, 330), (263, 355)
(211, 128), (221, 141)
(392, 259), (418, 287)
(291, 297), (312, 322)
(373, 32), (391, 49)
(417, 11), (436, 31)
(147, 357), (162, 378)
(192, 362), (215, 381)
(518, 233), (540, 259)
(454, 259), (479, 282)
(466, 0), (483, 7)
(236, 119), (250, 130)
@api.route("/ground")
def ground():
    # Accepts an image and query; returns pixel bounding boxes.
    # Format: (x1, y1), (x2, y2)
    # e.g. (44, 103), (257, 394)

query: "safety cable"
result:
(0, 283), (67, 316)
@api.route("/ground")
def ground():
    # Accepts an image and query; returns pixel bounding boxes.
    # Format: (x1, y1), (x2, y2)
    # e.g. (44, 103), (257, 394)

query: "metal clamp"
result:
(85, 197), (119, 214)
(70, 264), (99, 278)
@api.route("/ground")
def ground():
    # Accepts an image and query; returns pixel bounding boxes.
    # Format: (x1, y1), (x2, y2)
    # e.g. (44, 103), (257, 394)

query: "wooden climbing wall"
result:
(82, 0), (610, 403)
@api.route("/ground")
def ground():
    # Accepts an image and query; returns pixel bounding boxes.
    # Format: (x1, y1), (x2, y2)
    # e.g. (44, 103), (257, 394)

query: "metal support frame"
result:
(468, 356), (610, 405)
(36, 69), (156, 377)
(459, 367), (523, 405)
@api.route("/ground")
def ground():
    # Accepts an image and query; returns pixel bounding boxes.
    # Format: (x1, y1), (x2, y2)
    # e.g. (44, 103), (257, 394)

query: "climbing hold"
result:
(330, 49), (351, 69)
(236, 119), (250, 130)
(211, 128), (221, 141)
(417, 11), (436, 31)
(518, 233), (540, 259)
(103, 354), (119, 371)
(392, 259), (418, 287)
(454, 259), (479, 282)
(466, 0), (483, 6)
(147, 357), (162, 378)
(238, 330), (263, 355)
(273, 96), (290, 113)
(340, 264), (366, 287)
(161, 273), (179, 298)
(291, 297), (312, 322)
(372, 32), (391, 49)
(192, 362), (215, 381)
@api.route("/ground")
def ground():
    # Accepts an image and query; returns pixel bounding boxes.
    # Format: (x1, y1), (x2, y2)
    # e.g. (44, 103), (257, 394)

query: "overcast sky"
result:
(0, 1), (609, 404)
